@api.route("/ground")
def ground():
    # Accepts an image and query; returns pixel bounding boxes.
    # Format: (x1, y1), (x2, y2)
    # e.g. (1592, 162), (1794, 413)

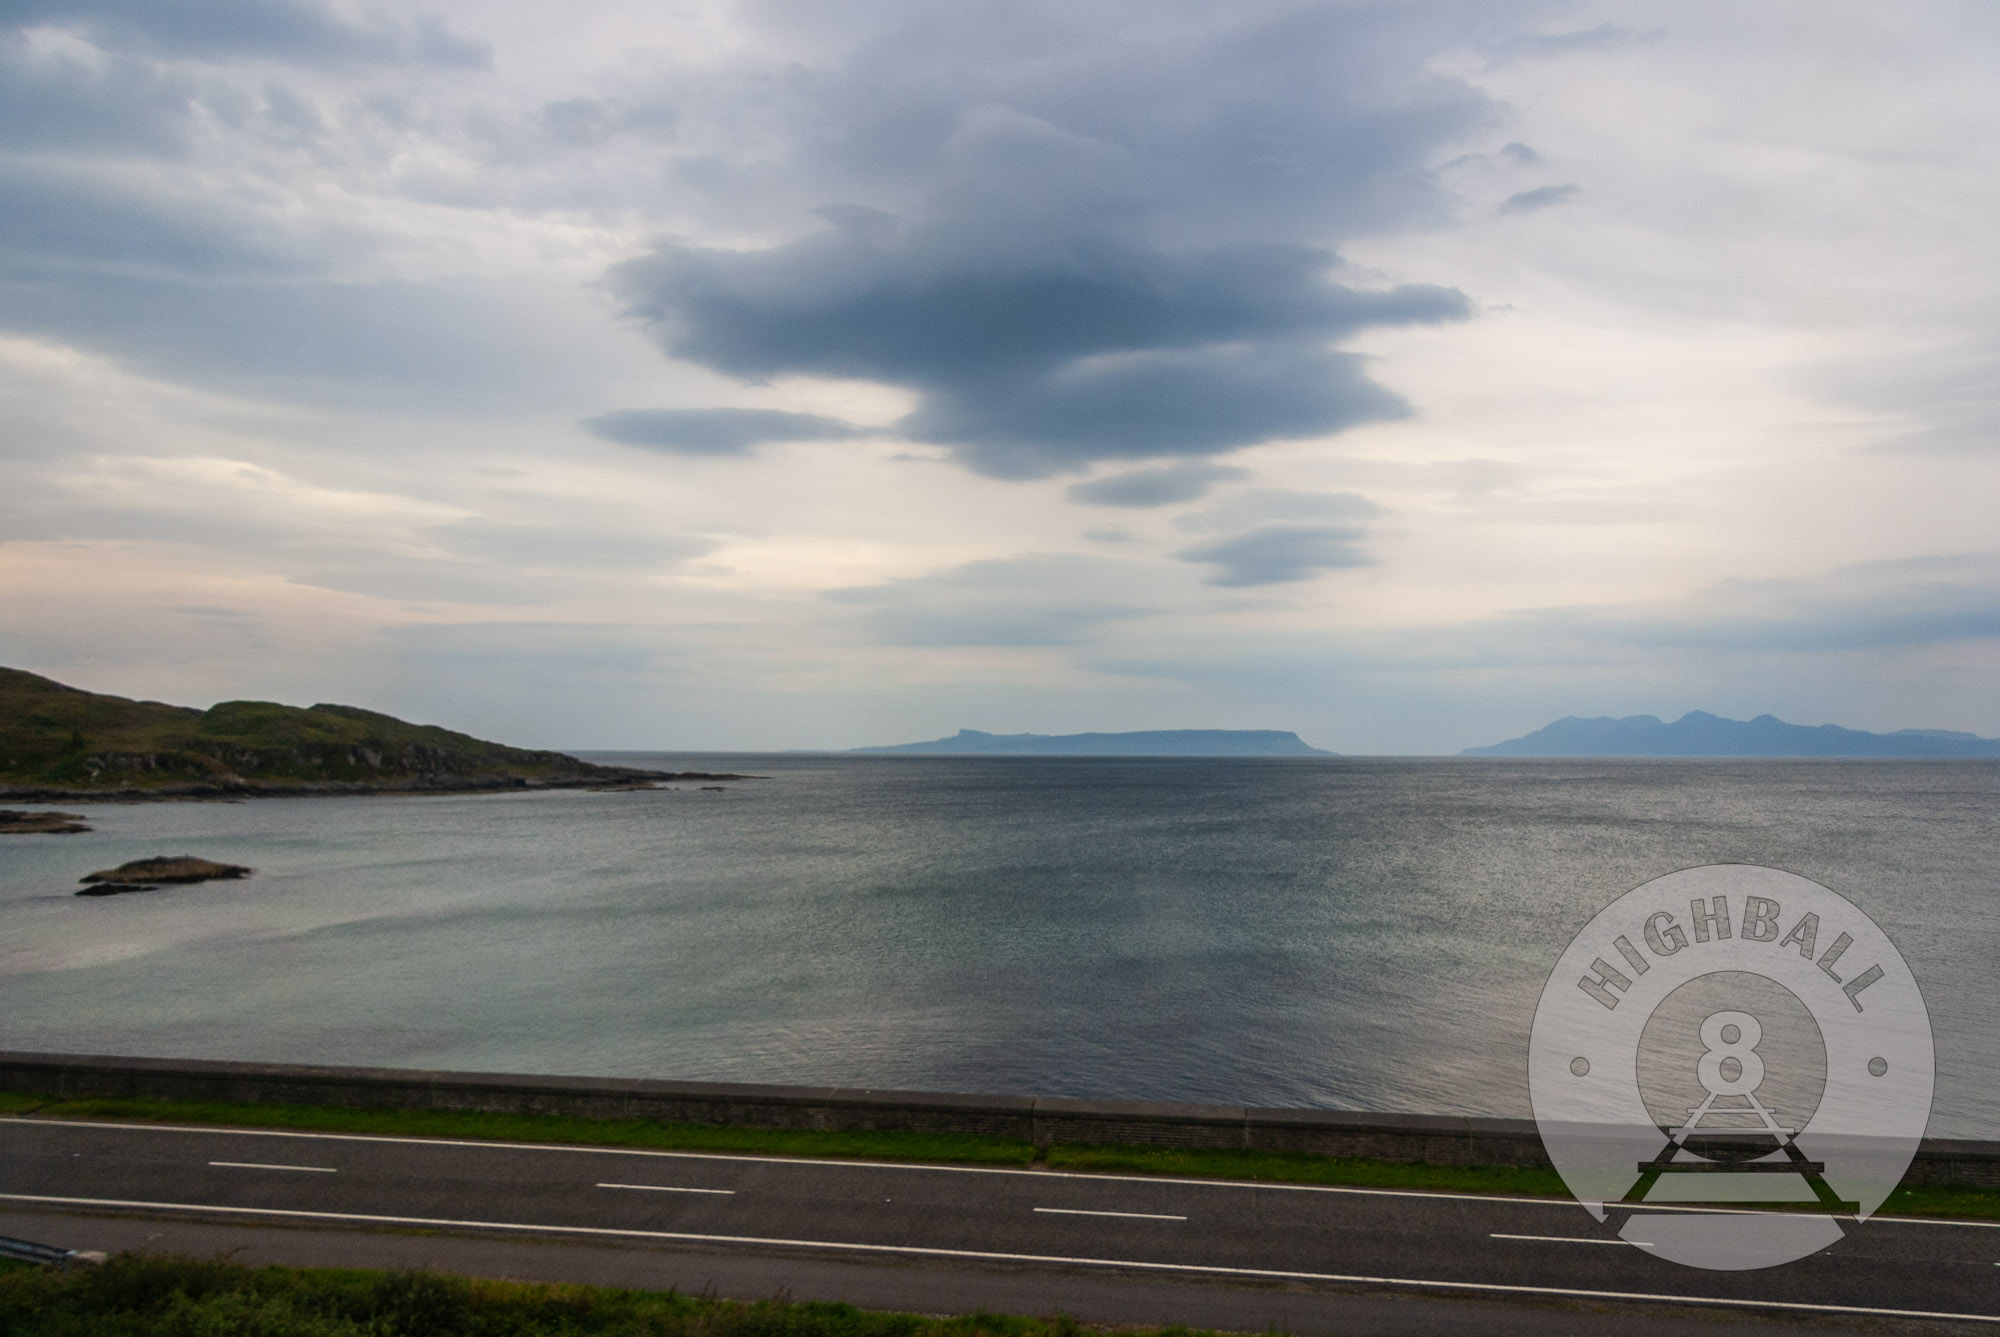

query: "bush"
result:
(0, 1255), (1216, 1337)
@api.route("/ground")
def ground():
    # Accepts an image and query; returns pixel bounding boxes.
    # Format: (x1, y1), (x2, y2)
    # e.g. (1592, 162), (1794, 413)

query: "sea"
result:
(2, 755), (1996, 1136)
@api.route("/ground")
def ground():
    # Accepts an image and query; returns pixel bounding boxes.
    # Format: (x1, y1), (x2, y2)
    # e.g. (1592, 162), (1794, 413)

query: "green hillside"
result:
(0, 666), (646, 794)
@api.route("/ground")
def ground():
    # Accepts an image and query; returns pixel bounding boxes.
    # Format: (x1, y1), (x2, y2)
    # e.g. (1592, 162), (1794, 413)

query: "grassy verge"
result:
(4, 1093), (1038, 1167)
(0, 1253), (1189, 1337)
(1042, 1142), (1567, 1196)
(7, 1089), (1999, 1221)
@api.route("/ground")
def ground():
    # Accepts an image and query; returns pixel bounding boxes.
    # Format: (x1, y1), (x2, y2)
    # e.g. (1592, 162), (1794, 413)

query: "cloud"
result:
(1174, 523), (1375, 587)
(0, 40), (196, 156)
(1499, 183), (1581, 214)
(613, 227), (1464, 477)
(1510, 554), (2000, 656)
(427, 519), (715, 569)
(1174, 487), (1382, 533)
(606, 5), (1489, 478)
(0, 271), (638, 411)
(8, 0), (491, 69)
(827, 554), (1152, 646)
(581, 408), (865, 457)
(1201, 553), (2000, 672)
(1067, 461), (1247, 508)
(1491, 24), (1650, 59)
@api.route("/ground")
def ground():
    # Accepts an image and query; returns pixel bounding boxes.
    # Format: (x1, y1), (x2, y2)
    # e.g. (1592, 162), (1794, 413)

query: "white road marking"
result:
(209, 1161), (336, 1174)
(1492, 1233), (1652, 1247)
(2, 1117), (1992, 1229)
(597, 1182), (734, 1195)
(1, 1191), (1995, 1326)
(1035, 1206), (1186, 1221)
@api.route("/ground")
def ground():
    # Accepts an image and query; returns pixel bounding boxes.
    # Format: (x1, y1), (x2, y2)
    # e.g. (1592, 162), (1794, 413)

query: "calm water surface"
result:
(1, 756), (1995, 1134)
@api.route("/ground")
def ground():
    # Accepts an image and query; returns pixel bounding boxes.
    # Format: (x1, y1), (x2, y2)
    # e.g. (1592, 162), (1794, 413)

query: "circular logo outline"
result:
(1528, 863), (1935, 1271)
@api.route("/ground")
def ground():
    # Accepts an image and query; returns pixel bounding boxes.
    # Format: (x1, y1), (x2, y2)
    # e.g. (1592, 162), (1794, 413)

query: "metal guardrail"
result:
(0, 1235), (103, 1268)
(0, 1235), (77, 1266)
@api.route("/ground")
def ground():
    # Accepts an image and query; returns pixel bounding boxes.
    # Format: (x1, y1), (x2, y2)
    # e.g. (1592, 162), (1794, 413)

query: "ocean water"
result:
(1, 756), (1996, 1136)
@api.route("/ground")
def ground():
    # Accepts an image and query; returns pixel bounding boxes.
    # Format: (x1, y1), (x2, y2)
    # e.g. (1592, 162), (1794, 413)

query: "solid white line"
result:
(1492, 1233), (1652, 1248)
(209, 1161), (336, 1174)
(5, 1117), (1994, 1229)
(598, 1182), (734, 1195)
(1, 1191), (1995, 1326)
(1035, 1207), (1186, 1221)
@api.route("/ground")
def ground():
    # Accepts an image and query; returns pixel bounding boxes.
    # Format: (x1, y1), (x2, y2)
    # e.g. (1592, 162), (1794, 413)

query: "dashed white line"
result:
(598, 1182), (734, 1195)
(5, 1117), (1995, 1230)
(209, 1161), (336, 1174)
(1, 1192), (1995, 1326)
(1035, 1206), (1187, 1221)
(1492, 1233), (1652, 1248)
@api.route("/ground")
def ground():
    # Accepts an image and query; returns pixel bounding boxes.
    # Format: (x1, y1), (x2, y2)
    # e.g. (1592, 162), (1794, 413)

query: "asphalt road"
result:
(4, 1115), (1998, 1334)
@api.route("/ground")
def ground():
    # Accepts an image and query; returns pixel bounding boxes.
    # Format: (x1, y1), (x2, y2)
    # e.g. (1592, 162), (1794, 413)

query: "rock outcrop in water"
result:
(77, 856), (253, 896)
(0, 809), (90, 833)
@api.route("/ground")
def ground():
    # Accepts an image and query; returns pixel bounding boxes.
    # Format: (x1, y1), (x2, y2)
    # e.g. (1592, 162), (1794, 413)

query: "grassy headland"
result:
(5, 1088), (1993, 1220)
(0, 666), (671, 797)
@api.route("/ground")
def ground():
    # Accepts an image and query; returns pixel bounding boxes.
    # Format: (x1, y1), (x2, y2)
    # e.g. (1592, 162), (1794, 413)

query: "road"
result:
(4, 1115), (1998, 1334)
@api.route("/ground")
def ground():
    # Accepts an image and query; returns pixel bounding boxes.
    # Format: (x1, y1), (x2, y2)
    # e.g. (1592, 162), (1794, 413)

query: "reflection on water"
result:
(1, 756), (1995, 1134)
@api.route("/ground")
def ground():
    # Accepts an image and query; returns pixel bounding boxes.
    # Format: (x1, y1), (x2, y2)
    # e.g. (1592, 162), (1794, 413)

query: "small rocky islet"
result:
(0, 809), (91, 834)
(75, 856), (255, 897)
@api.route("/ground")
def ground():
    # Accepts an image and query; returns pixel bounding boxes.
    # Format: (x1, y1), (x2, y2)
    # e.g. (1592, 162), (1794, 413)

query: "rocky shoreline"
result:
(0, 771), (756, 803)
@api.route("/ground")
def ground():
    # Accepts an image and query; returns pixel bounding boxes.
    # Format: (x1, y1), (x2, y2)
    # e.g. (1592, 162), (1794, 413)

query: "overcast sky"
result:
(3, 0), (1997, 752)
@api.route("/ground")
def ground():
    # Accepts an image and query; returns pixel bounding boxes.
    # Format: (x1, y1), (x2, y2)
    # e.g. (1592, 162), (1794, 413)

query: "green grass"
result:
(10, 1088), (2000, 1221)
(1879, 1181), (2000, 1221)
(0, 1253), (1204, 1337)
(1043, 1142), (1569, 1195)
(9, 1093), (1039, 1167)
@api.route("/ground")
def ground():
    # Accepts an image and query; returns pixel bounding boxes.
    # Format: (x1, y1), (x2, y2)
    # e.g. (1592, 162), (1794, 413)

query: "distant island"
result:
(853, 728), (1334, 756)
(1463, 710), (2000, 758)
(0, 666), (736, 799)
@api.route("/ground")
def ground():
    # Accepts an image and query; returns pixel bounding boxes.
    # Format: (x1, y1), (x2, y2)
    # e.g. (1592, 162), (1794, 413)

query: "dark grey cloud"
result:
(0, 43), (195, 155)
(1174, 523), (1375, 586)
(1067, 461), (1247, 508)
(581, 408), (865, 457)
(1499, 183), (1580, 214)
(827, 554), (1151, 646)
(0, 162), (313, 278)
(613, 227), (1464, 477)
(607, 4), (1488, 478)
(8, 0), (490, 69)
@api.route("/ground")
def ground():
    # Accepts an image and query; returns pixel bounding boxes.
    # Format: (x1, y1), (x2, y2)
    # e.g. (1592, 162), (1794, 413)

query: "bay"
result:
(1, 756), (1995, 1136)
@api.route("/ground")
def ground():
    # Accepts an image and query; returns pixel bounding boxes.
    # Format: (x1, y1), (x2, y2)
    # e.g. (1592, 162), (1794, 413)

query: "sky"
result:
(3, 0), (1998, 753)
